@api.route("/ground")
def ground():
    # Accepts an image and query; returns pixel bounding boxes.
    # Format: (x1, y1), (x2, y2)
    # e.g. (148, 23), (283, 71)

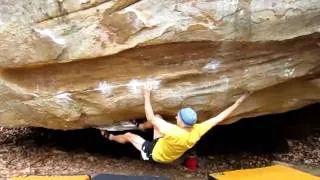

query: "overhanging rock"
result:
(0, 0), (319, 129)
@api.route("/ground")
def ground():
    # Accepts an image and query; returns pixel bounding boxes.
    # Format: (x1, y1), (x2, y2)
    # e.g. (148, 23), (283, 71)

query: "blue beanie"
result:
(179, 107), (197, 126)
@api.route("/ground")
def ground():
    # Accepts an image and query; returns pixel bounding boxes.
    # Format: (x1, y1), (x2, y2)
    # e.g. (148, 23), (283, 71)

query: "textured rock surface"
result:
(0, 0), (319, 129)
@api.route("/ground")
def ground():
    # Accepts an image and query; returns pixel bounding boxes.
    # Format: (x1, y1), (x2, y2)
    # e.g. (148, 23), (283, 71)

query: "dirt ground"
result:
(0, 104), (319, 180)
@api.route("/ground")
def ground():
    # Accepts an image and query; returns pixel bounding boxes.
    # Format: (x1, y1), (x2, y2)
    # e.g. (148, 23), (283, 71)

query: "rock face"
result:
(0, 0), (319, 130)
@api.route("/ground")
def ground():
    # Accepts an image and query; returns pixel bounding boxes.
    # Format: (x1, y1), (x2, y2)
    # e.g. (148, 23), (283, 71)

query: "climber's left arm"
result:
(198, 94), (249, 136)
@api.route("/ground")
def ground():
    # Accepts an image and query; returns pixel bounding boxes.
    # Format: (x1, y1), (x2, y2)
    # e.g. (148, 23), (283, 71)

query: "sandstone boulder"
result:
(0, 0), (319, 129)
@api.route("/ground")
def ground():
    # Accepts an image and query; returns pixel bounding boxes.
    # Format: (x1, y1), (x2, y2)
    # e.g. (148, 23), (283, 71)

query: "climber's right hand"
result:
(143, 83), (152, 97)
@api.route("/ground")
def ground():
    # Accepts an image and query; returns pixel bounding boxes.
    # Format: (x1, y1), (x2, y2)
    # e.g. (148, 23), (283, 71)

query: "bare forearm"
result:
(212, 102), (240, 124)
(203, 98), (243, 130)
(144, 95), (155, 122)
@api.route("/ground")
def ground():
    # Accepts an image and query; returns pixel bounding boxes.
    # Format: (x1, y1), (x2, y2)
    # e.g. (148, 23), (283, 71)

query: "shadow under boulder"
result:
(17, 103), (320, 159)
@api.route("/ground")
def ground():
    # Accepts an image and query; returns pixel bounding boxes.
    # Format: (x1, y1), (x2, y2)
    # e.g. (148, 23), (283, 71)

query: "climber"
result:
(101, 84), (249, 163)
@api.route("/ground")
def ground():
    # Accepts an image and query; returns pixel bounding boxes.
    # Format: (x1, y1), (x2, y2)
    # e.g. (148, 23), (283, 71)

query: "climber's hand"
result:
(236, 93), (250, 105)
(144, 83), (152, 97)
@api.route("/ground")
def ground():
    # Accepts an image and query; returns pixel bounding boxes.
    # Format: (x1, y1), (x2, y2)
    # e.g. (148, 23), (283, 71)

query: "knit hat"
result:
(179, 107), (197, 127)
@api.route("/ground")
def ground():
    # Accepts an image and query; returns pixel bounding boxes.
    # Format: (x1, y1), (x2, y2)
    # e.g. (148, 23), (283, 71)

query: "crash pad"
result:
(12, 175), (90, 180)
(209, 165), (320, 180)
(92, 174), (168, 180)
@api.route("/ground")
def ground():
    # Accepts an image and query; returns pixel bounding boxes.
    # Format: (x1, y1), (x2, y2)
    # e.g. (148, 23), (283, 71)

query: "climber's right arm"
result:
(144, 84), (155, 123)
(144, 84), (175, 134)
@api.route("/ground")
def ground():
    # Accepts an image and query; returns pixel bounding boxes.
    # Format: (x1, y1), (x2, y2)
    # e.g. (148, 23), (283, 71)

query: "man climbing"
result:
(101, 85), (248, 163)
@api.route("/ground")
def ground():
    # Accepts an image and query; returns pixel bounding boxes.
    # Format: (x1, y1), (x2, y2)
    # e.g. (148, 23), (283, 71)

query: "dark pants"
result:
(141, 138), (159, 162)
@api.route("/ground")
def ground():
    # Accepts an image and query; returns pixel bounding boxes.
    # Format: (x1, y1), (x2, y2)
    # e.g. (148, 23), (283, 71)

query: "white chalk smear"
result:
(127, 79), (142, 94)
(94, 81), (113, 95)
(222, 76), (230, 88)
(238, 9), (244, 16)
(163, 56), (172, 60)
(34, 28), (66, 45)
(288, 98), (299, 106)
(203, 59), (221, 71)
(80, 0), (90, 4)
(127, 78), (161, 94)
(214, 75), (230, 92)
(55, 92), (72, 102)
(215, 0), (239, 17)
(284, 68), (295, 77)
(146, 78), (161, 89)
(0, 19), (4, 31)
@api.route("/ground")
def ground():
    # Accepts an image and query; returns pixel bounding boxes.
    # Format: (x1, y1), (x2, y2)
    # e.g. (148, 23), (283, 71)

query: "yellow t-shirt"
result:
(152, 121), (212, 163)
